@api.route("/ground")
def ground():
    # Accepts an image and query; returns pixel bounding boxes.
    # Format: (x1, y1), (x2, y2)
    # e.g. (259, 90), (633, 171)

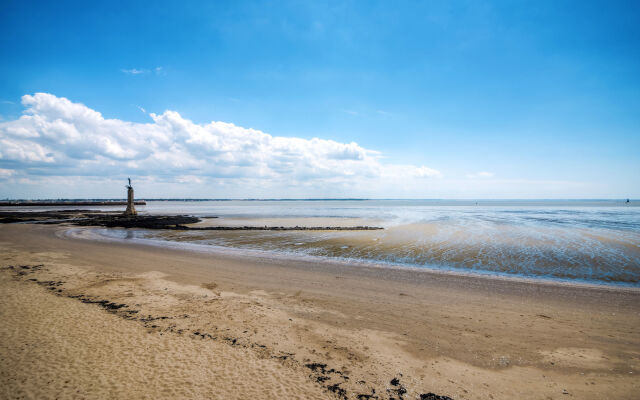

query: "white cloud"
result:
(466, 171), (494, 179)
(121, 67), (165, 76)
(0, 168), (15, 178)
(0, 93), (441, 197)
(121, 68), (149, 75)
(376, 110), (396, 117)
(412, 166), (442, 178)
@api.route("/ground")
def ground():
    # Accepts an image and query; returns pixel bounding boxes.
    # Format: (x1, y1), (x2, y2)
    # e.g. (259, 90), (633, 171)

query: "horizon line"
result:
(0, 198), (636, 202)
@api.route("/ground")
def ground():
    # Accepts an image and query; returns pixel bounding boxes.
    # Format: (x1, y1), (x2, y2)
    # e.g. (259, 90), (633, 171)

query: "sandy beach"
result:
(1, 223), (639, 399)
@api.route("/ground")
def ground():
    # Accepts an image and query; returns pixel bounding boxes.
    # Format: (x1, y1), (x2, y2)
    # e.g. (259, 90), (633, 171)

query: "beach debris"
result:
(74, 296), (128, 311)
(192, 331), (216, 339)
(139, 315), (170, 322)
(356, 391), (378, 399)
(305, 362), (334, 375)
(2, 264), (44, 273)
(272, 351), (294, 361)
(387, 376), (408, 399)
(419, 394), (454, 400)
(304, 362), (357, 398)
(326, 383), (347, 399)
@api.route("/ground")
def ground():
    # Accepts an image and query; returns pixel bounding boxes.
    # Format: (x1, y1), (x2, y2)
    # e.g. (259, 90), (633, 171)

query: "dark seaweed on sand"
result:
(0, 210), (383, 230)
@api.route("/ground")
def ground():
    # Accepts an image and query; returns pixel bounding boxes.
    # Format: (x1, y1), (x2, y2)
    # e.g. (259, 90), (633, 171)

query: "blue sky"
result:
(0, 0), (638, 198)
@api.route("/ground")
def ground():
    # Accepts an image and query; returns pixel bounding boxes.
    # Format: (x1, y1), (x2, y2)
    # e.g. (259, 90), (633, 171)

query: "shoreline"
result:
(67, 225), (640, 293)
(1, 223), (639, 399)
(3, 207), (639, 289)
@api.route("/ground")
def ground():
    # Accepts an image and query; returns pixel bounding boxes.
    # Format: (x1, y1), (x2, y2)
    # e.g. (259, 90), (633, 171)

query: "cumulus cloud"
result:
(0, 93), (440, 196)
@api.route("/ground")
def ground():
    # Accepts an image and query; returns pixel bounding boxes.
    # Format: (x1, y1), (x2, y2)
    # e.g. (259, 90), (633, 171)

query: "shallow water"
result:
(84, 199), (640, 286)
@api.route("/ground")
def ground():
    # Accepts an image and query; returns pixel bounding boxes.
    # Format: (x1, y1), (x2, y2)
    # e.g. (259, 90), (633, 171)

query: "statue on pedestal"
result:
(124, 178), (137, 216)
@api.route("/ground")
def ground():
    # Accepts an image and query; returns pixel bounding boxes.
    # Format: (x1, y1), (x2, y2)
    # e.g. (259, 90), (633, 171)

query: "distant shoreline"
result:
(0, 201), (147, 206)
(0, 198), (636, 205)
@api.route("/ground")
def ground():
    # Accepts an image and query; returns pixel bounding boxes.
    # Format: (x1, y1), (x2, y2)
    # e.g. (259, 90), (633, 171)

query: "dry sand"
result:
(1, 223), (639, 399)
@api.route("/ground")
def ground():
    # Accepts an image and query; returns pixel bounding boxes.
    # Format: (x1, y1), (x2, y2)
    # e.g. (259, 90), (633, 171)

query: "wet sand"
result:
(1, 223), (639, 399)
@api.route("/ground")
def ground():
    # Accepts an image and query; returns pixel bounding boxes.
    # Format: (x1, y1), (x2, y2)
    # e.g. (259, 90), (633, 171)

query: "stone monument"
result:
(124, 178), (137, 216)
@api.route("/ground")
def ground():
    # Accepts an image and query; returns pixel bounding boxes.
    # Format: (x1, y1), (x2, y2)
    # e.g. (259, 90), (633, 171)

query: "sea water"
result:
(82, 199), (640, 286)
